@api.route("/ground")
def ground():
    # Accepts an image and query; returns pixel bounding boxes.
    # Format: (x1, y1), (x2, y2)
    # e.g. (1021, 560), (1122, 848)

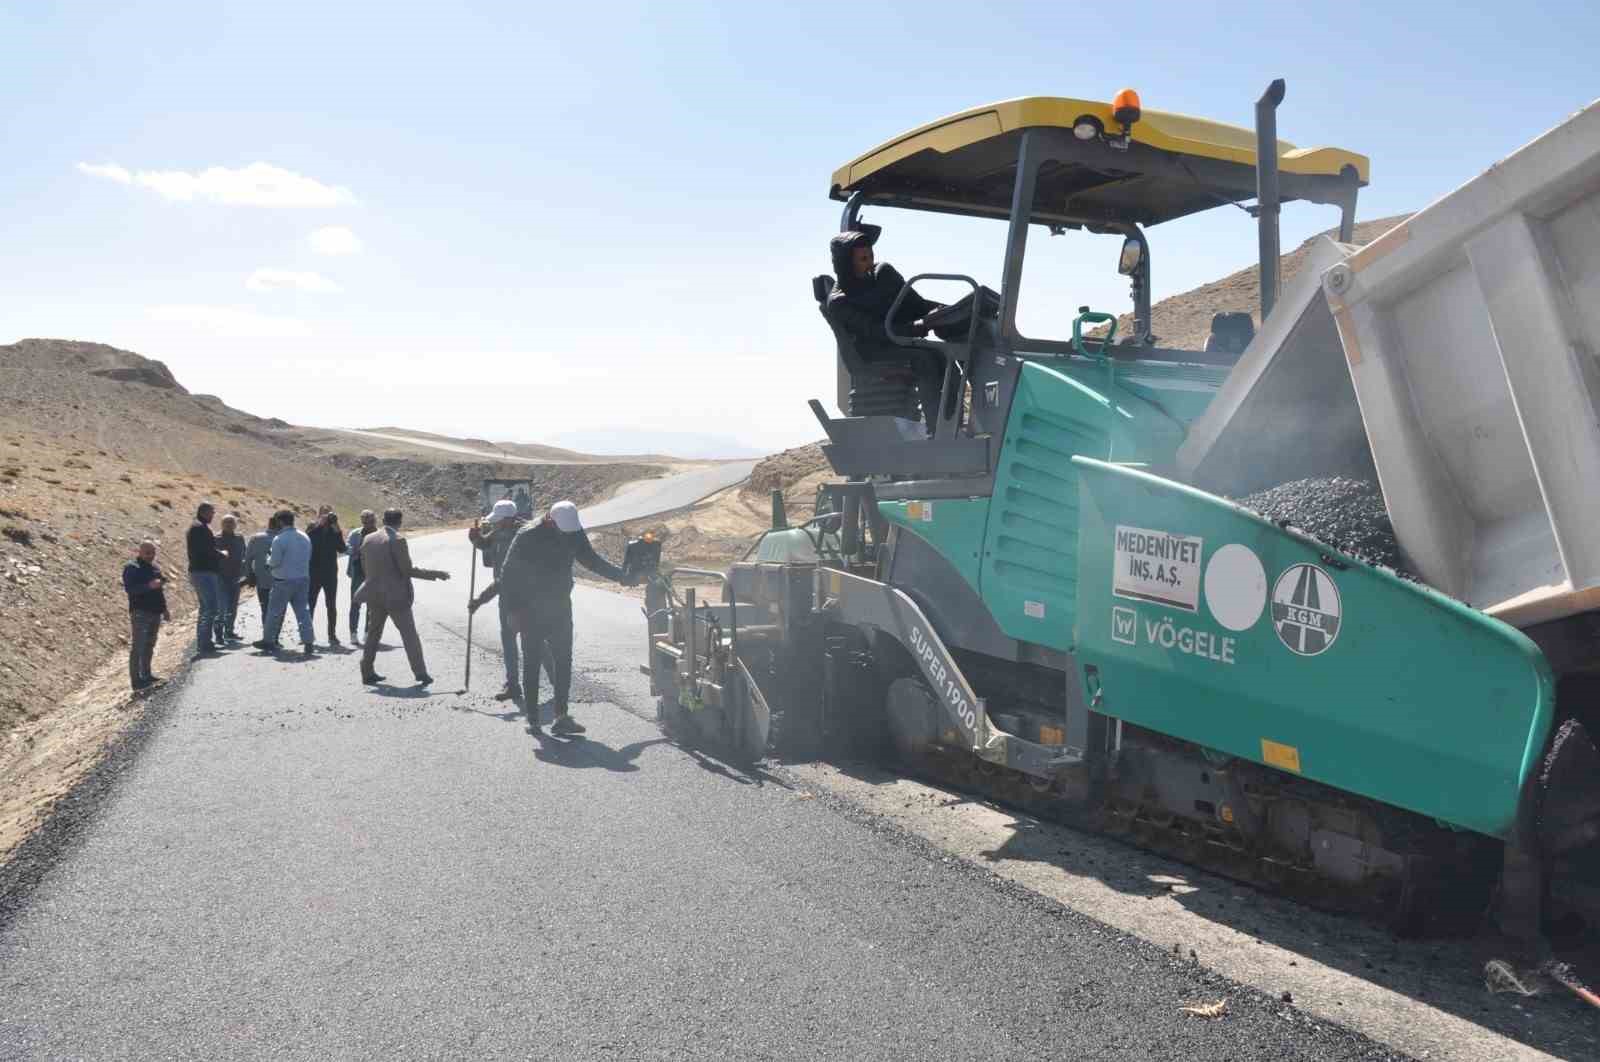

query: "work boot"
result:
(252, 639), (278, 650)
(415, 673), (434, 686)
(361, 670), (385, 685)
(493, 684), (521, 702)
(551, 713), (585, 736)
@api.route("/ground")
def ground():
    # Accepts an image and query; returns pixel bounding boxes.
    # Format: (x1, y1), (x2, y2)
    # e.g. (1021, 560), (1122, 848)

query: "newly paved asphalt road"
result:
(578, 461), (758, 529)
(0, 531), (1403, 1060)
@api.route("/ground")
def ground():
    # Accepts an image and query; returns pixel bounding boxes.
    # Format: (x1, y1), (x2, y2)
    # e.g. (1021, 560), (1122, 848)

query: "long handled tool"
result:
(462, 536), (478, 693)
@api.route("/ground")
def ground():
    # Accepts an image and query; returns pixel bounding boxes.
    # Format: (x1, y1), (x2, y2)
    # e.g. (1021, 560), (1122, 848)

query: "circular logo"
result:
(1203, 543), (1267, 632)
(1271, 564), (1342, 656)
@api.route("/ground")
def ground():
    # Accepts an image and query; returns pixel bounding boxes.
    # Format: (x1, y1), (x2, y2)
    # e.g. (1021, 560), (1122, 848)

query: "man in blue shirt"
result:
(257, 509), (316, 656)
(122, 539), (171, 691)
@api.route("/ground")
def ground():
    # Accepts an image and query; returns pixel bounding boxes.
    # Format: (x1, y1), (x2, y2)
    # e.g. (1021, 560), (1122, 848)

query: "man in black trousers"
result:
(307, 506), (348, 646)
(469, 500), (633, 735)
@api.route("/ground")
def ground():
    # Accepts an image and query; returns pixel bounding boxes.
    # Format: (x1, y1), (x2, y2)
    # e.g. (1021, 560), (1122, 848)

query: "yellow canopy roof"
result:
(831, 96), (1369, 227)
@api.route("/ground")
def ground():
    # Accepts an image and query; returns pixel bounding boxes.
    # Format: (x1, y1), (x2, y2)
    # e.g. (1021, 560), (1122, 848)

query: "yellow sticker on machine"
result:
(1261, 738), (1302, 774)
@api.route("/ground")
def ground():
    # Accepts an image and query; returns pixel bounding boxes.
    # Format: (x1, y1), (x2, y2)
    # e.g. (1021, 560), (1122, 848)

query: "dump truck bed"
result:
(1182, 101), (1600, 626)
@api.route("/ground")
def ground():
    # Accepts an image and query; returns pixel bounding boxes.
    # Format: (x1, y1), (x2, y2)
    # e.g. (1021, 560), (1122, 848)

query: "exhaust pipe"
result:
(1255, 79), (1285, 322)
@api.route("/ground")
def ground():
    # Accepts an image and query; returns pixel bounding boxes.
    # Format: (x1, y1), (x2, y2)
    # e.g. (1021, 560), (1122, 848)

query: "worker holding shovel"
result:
(469, 501), (634, 735)
(467, 499), (526, 701)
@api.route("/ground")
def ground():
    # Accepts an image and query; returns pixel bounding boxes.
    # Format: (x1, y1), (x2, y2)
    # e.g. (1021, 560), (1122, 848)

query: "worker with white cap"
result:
(470, 499), (633, 734)
(467, 498), (527, 701)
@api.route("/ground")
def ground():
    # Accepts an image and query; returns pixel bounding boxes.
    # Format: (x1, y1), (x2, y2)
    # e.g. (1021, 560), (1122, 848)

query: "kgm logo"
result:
(1111, 606), (1137, 646)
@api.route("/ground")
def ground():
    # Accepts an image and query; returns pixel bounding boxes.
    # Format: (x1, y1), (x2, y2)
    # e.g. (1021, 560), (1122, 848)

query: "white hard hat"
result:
(487, 499), (519, 523)
(549, 500), (582, 533)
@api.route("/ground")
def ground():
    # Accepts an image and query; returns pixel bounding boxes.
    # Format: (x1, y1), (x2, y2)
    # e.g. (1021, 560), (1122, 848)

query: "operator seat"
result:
(812, 274), (922, 421)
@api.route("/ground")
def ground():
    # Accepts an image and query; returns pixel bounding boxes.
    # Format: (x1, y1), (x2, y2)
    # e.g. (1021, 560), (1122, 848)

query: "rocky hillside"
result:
(1106, 215), (1409, 349)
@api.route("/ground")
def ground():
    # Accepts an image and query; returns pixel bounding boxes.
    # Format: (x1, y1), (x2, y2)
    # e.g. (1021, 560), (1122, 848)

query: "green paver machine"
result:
(643, 84), (1600, 946)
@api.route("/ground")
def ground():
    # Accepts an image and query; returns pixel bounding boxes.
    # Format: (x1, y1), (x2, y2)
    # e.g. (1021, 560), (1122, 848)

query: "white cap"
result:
(487, 499), (519, 523)
(549, 500), (582, 533)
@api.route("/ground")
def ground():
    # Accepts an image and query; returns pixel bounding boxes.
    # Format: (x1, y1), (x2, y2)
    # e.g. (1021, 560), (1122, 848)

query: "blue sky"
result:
(2, 1), (1595, 454)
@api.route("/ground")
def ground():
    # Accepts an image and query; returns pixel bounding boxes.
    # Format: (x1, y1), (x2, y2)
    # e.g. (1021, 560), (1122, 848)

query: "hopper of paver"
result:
(1182, 101), (1600, 627)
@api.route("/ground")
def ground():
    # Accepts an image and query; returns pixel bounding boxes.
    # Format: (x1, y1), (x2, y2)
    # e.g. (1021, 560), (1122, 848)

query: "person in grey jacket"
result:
(243, 515), (279, 627)
(346, 509), (377, 646)
(215, 513), (247, 644)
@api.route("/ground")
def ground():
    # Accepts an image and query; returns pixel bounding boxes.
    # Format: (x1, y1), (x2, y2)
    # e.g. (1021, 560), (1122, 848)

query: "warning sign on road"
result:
(1271, 564), (1342, 656)
(1113, 525), (1202, 612)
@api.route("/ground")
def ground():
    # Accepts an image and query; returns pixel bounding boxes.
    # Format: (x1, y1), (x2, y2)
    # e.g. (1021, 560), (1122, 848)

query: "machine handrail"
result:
(885, 272), (983, 436)
(662, 567), (738, 655)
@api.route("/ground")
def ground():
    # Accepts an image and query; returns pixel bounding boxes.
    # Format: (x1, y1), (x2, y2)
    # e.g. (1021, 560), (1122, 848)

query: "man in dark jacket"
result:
(123, 539), (171, 691)
(186, 502), (230, 657)
(307, 506), (348, 646)
(823, 228), (946, 430)
(467, 499), (527, 701)
(470, 500), (633, 734)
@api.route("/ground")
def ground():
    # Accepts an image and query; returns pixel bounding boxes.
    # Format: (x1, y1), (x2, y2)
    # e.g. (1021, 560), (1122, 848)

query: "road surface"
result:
(0, 532), (1463, 1059)
(578, 460), (757, 528)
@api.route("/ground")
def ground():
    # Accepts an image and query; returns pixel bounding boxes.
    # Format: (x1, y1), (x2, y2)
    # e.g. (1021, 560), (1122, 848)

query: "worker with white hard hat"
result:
(468, 498), (529, 701)
(470, 499), (633, 734)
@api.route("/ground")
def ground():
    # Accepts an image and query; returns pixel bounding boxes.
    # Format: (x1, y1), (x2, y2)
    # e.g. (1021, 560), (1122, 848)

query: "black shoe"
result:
(551, 714), (585, 736)
(415, 673), (433, 686)
(225, 630), (242, 642)
(132, 677), (152, 691)
(361, 672), (384, 685)
(194, 646), (220, 660)
(328, 635), (341, 647)
(252, 639), (276, 650)
(303, 644), (317, 657)
(492, 685), (521, 702)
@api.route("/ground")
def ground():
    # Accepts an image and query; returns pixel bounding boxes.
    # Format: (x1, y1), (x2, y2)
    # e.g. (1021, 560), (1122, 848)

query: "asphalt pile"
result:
(1235, 477), (1416, 579)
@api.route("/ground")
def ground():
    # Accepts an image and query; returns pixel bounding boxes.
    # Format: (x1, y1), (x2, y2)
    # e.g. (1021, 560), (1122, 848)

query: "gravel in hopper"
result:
(1234, 477), (1417, 580)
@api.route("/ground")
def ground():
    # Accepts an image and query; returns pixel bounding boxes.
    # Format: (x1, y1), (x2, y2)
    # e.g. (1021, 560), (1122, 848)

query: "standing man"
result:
(470, 500), (633, 734)
(260, 509), (316, 656)
(346, 509), (377, 646)
(359, 508), (450, 686)
(243, 514), (279, 630)
(215, 513), (247, 644)
(307, 506), (348, 647)
(468, 499), (526, 701)
(122, 540), (171, 692)
(186, 502), (230, 658)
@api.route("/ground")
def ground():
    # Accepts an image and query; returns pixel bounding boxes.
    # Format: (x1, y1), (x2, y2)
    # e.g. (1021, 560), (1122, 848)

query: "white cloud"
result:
(308, 225), (362, 255)
(146, 304), (310, 339)
(76, 162), (132, 184)
(246, 269), (343, 294)
(77, 161), (353, 207)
